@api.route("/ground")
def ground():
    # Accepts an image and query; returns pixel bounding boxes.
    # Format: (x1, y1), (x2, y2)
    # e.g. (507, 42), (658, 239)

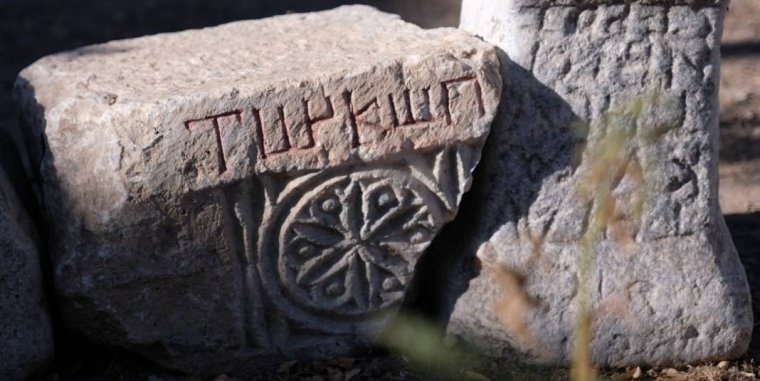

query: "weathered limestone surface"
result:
(0, 165), (53, 380)
(447, 0), (752, 366)
(14, 5), (500, 374)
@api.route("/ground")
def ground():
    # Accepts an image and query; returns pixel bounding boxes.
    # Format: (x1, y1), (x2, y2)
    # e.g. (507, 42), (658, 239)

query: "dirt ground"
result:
(719, 0), (760, 215)
(0, 0), (759, 380)
(720, 0), (760, 370)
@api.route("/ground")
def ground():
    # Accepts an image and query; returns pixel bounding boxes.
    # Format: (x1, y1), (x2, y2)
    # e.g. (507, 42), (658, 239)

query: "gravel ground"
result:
(0, 0), (758, 380)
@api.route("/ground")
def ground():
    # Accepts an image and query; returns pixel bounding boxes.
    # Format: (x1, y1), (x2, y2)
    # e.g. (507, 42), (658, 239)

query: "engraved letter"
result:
(389, 88), (436, 128)
(346, 91), (396, 146)
(254, 106), (291, 157)
(254, 94), (335, 158)
(441, 77), (485, 125)
(184, 110), (242, 175)
(301, 94), (335, 147)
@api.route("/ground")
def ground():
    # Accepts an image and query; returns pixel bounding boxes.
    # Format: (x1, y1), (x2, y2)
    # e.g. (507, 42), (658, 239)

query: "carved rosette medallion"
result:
(259, 168), (446, 327)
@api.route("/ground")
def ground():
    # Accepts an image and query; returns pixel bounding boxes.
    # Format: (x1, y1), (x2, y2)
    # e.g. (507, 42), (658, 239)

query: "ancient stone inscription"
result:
(183, 76), (484, 172)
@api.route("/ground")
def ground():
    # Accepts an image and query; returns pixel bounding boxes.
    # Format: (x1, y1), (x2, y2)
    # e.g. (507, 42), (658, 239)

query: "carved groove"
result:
(259, 169), (443, 321)
(184, 110), (242, 174)
(184, 76), (487, 167)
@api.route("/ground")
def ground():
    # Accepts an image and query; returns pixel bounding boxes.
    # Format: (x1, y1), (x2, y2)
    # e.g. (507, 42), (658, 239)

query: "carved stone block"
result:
(449, 0), (752, 367)
(13, 5), (500, 374)
(0, 165), (53, 380)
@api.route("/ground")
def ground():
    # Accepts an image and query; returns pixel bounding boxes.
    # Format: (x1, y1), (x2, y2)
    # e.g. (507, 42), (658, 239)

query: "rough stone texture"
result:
(447, 0), (752, 367)
(0, 165), (53, 380)
(14, 5), (500, 374)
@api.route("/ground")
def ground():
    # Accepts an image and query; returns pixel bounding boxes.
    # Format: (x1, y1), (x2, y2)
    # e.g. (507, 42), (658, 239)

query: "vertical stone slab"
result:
(14, 6), (501, 375)
(450, 0), (752, 366)
(0, 166), (53, 380)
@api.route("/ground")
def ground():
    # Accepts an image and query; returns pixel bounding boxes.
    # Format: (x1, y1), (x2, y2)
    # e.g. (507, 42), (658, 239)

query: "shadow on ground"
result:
(723, 41), (760, 57)
(726, 212), (760, 358)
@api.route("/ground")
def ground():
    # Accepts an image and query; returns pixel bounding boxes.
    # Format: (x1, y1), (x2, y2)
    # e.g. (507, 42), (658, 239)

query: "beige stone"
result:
(14, 5), (500, 374)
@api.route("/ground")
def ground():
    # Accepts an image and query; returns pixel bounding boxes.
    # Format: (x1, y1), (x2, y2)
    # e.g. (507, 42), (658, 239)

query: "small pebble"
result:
(664, 368), (679, 377)
(718, 360), (730, 369)
(632, 366), (642, 379)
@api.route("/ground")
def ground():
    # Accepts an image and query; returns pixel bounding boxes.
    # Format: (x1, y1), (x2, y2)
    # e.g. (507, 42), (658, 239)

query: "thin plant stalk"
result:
(570, 95), (671, 381)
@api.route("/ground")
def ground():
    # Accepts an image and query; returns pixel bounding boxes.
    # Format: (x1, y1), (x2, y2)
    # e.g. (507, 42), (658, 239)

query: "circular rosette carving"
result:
(263, 169), (445, 321)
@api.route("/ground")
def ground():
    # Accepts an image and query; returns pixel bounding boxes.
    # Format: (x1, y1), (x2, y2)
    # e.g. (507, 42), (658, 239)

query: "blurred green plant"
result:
(379, 312), (566, 380)
(379, 313), (475, 376)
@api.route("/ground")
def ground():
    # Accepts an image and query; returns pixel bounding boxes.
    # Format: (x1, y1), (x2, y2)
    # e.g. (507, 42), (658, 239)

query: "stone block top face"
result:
(16, 5), (499, 220)
(17, 5), (491, 107)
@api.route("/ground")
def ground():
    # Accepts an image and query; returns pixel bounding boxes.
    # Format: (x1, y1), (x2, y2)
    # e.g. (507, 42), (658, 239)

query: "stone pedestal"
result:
(448, 0), (752, 366)
(14, 5), (500, 374)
